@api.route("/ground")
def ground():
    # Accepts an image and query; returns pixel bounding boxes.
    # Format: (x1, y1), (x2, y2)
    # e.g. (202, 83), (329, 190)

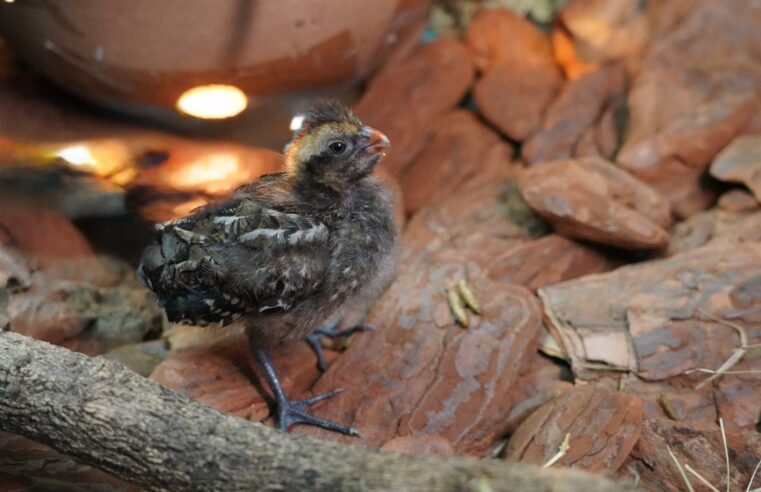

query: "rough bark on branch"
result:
(0, 332), (635, 492)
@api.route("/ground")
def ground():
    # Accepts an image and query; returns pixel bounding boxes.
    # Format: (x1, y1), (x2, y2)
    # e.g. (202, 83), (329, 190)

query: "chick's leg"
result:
(252, 347), (358, 436)
(305, 318), (374, 371)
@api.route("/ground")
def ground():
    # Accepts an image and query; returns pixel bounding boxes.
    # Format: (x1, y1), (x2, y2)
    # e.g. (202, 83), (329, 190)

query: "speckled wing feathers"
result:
(139, 197), (330, 327)
(220, 208), (328, 248)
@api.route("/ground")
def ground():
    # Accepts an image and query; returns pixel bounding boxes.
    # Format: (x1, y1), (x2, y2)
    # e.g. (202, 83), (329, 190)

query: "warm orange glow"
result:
(176, 84), (248, 119)
(172, 198), (209, 218)
(551, 28), (598, 80)
(53, 140), (132, 177)
(173, 153), (241, 193)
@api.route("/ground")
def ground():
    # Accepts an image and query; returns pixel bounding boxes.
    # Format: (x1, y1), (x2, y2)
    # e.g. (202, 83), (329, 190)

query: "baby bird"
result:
(139, 100), (398, 435)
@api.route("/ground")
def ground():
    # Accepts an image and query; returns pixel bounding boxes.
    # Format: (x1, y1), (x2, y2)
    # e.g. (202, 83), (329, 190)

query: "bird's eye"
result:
(328, 141), (347, 154)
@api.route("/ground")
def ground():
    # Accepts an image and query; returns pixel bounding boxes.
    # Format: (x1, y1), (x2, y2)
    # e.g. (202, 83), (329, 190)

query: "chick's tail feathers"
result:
(138, 230), (244, 327)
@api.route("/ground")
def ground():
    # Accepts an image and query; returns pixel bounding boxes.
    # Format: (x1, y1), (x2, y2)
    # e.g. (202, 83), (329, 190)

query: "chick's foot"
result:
(276, 390), (358, 436)
(305, 322), (374, 371)
(253, 347), (358, 436)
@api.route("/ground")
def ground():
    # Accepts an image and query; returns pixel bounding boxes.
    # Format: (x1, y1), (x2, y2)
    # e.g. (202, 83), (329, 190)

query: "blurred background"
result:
(2, 1), (761, 490)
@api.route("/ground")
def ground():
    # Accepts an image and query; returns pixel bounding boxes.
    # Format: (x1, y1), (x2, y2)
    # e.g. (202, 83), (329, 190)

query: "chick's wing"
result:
(140, 197), (330, 326)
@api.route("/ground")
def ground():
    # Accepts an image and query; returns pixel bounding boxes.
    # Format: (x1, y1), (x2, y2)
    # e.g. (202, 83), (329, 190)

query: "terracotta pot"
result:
(0, 0), (429, 112)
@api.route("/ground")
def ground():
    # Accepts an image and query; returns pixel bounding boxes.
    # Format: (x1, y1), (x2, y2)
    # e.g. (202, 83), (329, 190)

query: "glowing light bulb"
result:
(57, 145), (95, 168)
(176, 84), (248, 119)
(290, 114), (305, 131)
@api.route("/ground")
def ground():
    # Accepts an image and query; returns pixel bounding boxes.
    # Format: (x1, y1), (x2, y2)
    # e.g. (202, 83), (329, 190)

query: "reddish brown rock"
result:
(716, 375), (761, 430)
(617, 1), (761, 205)
(642, 160), (720, 220)
(627, 419), (761, 491)
(539, 244), (761, 382)
(571, 126), (600, 161)
(0, 207), (161, 355)
(746, 106), (761, 134)
(522, 64), (625, 163)
(380, 436), (455, 456)
(500, 351), (573, 434)
(0, 245), (31, 293)
(591, 95), (627, 160)
(355, 39), (475, 177)
(570, 93), (627, 162)
(558, 0), (649, 65)
(621, 377), (717, 425)
(151, 336), (337, 424)
(614, 0), (761, 218)
(0, 207), (116, 286)
(8, 281), (163, 356)
(465, 8), (555, 73)
(399, 110), (514, 215)
(665, 197), (761, 256)
(519, 157), (672, 249)
(713, 275), (761, 430)
(710, 134), (761, 202)
(298, 260), (544, 456)
(506, 387), (642, 473)
(572, 98), (627, 162)
(621, 91), (757, 175)
(465, 9), (563, 141)
(402, 182), (534, 260)
(401, 181), (620, 302)
(645, 0), (703, 40)
(152, 341), (267, 421)
(717, 189), (760, 213)
(473, 62), (561, 143)
(484, 234), (622, 291)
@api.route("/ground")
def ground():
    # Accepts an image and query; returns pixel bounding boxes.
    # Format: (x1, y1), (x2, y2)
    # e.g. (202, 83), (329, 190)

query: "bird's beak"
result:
(360, 126), (390, 154)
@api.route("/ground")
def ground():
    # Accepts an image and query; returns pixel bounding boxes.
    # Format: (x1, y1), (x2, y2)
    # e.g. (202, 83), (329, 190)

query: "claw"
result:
(276, 389), (355, 435)
(298, 388), (344, 406)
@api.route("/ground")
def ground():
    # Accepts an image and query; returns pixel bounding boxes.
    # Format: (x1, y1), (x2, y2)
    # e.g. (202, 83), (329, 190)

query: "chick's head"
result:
(285, 99), (389, 192)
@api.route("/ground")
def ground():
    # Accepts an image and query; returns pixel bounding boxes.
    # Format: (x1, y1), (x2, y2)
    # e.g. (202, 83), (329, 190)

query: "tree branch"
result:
(0, 332), (634, 491)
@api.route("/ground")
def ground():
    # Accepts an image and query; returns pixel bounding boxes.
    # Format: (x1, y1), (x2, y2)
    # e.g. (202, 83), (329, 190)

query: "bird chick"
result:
(139, 100), (398, 435)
